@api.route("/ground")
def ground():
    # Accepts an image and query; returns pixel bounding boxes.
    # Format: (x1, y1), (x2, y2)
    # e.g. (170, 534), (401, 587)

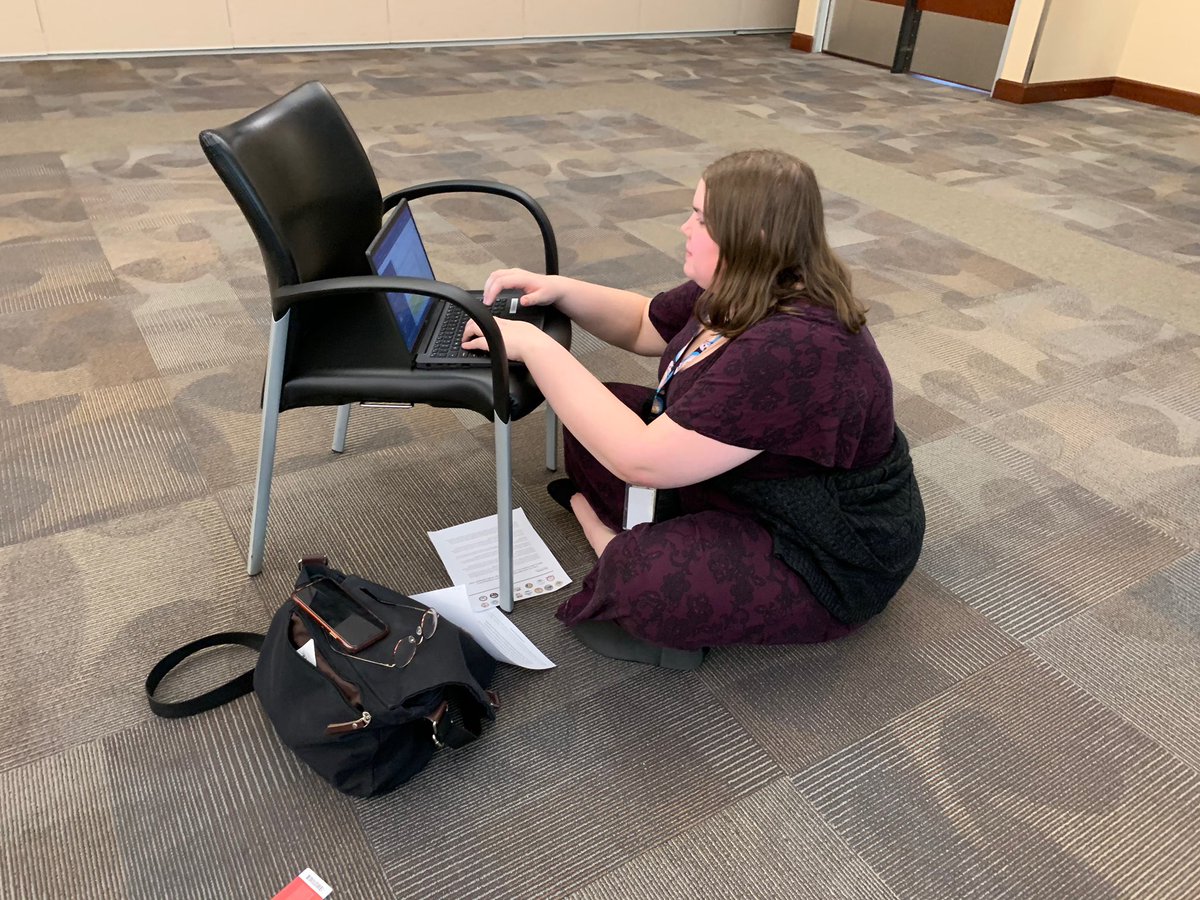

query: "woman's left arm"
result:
(463, 321), (760, 488)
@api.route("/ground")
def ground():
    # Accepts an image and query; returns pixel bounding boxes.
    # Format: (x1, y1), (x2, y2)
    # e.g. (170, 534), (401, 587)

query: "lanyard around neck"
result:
(648, 330), (725, 417)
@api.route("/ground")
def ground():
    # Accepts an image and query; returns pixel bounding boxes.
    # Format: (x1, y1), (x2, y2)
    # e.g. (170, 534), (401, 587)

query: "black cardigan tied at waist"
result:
(715, 427), (925, 625)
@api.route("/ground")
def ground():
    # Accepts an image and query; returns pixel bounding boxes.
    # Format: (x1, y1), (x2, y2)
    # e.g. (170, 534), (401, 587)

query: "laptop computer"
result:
(367, 200), (546, 368)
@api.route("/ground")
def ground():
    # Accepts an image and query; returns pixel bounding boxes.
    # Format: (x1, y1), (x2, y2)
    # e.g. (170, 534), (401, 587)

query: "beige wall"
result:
(741, 0), (802, 30)
(228, 0), (389, 49)
(37, 0), (231, 54)
(1119, 0), (1200, 94)
(1028, 0), (1140, 83)
(1, 0), (799, 58)
(399, 0), (525, 43)
(642, 0), (738, 35)
(999, 0), (1199, 94)
(795, 0), (822, 36)
(525, 0), (642, 38)
(1, 0), (46, 57)
(997, 0), (1047, 83)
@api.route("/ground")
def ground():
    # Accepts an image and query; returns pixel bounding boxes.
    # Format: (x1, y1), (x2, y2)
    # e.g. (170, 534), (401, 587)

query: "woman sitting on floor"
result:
(462, 148), (925, 669)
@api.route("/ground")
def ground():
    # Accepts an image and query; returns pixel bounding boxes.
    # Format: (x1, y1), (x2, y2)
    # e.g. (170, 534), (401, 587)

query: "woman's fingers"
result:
(482, 268), (559, 306)
(518, 286), (549, 306)
(483, 268), (527, 304)
(461, 318), (485, 349)
(460, 317), (531, 362)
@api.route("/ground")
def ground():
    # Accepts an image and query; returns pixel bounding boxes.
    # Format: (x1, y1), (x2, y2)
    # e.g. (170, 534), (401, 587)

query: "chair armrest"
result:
(382, 179), (559, 275)
(272, 275), (513, 422)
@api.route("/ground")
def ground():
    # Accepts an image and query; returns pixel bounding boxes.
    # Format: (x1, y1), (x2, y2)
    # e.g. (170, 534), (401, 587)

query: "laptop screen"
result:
(367, 202), (437, 352)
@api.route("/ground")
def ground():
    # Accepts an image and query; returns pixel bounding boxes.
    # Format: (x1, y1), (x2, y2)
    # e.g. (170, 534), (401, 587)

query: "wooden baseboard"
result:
(1112, 77), (1200, 115)
(790, 32), (813, 53)
(990, 79), (1026, 104)
(992, 77), (1114, 104)
(993, 76), (1199, 115)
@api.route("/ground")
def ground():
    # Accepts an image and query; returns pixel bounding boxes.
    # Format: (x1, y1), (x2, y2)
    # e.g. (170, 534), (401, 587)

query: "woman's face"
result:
(681, 179), (720, 290)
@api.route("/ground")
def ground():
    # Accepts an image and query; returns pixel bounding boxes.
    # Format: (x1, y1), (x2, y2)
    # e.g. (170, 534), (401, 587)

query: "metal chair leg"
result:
(495, 418), (515, 613)
(544, 405), (558, 471)
(248, 312), (290, 576)
(332, 403), (351, 453)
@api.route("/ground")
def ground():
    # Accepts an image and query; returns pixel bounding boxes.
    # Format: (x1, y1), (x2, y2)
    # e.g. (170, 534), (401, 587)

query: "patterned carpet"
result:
(1, 33), (1199, 899)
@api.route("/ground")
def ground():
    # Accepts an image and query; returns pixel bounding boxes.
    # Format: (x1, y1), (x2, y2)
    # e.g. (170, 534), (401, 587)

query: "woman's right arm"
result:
(482, 268), (667, 356)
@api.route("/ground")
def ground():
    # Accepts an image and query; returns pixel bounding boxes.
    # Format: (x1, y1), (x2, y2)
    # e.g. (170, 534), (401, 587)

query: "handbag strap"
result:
(145, 632), (265, 719)
(429, 689), (501, 750)
(429, 700), (480, 750)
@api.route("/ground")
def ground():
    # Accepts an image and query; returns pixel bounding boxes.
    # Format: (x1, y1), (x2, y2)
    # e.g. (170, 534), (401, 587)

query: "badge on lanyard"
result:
(645, 330), (724, 421)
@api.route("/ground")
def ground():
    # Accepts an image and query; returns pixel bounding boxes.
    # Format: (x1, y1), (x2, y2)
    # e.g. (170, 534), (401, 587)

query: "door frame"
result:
(813, 0), (834, 53)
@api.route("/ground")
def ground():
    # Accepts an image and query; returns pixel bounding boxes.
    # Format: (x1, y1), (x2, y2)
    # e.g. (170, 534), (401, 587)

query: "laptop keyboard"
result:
(429, 295), (525, 360)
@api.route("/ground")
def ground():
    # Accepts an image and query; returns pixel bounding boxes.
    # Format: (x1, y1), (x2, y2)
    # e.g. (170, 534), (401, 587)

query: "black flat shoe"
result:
(546, 478), (578, 511)
(570, 619), (707, 671)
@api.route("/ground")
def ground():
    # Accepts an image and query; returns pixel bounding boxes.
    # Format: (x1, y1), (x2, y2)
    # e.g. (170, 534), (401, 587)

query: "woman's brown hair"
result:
(695, 149), (867, 336)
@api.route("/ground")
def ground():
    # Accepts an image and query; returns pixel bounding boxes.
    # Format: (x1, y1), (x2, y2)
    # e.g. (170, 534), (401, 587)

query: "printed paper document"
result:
(428, 508), (570, 611)
(410, 585), (555, 670)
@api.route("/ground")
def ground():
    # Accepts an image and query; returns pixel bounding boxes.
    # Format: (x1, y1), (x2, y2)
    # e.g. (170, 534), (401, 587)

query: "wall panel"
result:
(0, 0), (47, 57)
(524, 0), (642, 38)
(1028, 0), (1138, 84)
(227, 0), (390, 48)
(37, 0), (231, 54)
(640, 1), (739, 35)
(996, 0), (1046, 83)
(739, 0), (802, 29)
(795, 0), (822, 34)
(390, 0), (524, 43)
(7, 0), (802, 60)
(1119, 0), (1200, 95)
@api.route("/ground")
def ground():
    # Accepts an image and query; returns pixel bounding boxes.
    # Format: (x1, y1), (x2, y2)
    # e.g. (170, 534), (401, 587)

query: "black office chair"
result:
(200, 81), (570, 611)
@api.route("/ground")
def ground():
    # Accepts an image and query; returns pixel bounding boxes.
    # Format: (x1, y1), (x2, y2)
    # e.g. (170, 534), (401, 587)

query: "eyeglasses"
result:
(331, 604), (439, 669)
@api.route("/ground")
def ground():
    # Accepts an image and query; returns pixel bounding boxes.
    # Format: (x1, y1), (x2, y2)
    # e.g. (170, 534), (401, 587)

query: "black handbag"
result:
(146, 558), (498, 798)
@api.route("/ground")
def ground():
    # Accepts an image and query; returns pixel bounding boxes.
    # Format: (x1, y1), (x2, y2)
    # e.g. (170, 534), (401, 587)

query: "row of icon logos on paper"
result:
(475, 574), (565, 608)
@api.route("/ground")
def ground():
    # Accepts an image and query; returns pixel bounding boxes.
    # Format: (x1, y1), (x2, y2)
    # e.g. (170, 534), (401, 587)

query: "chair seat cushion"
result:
(280, 291), (571, 422)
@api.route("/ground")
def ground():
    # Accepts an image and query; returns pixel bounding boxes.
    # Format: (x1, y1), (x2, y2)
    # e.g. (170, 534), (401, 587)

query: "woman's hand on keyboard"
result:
(482, 269), (562, 308)
(461, 316), (542, 362)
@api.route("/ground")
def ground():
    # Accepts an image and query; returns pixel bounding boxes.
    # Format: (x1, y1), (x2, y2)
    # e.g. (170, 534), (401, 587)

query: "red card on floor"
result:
(273, 868), (332, 899)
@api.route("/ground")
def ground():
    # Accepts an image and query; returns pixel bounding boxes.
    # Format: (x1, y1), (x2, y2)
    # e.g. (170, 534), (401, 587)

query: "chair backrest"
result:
(200, 81), (383, 299)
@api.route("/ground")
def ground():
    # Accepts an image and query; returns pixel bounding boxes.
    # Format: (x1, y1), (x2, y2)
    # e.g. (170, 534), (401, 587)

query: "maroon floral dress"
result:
(555, 282), (897, 650)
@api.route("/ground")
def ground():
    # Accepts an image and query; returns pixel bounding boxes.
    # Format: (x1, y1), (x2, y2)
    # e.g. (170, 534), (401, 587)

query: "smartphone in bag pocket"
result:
(292, 577), (389, 653)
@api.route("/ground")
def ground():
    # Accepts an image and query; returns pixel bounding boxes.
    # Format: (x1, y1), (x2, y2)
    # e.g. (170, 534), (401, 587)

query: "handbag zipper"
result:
(326, 709), (372, 735)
